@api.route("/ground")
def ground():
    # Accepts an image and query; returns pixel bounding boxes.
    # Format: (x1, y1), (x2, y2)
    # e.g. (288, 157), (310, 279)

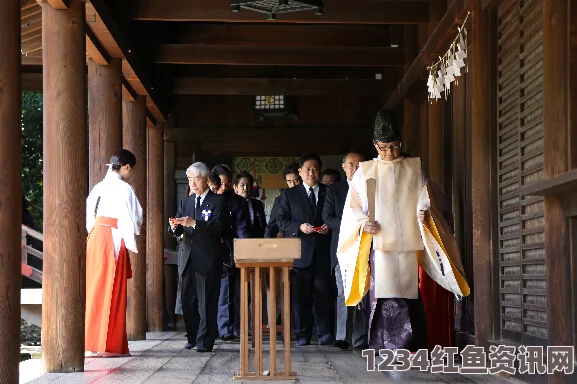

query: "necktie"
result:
(195, 196), (201, 220)
(308, 187), (316, 213)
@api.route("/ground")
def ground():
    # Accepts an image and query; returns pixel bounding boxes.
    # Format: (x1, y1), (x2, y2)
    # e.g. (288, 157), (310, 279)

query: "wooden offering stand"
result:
(233, 238), (301, 381)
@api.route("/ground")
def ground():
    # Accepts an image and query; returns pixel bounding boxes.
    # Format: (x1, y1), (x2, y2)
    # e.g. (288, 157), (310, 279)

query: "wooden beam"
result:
(42, 0), (86, 373)
(85, 27), (109, 65)
(89, 0), (168, 121)
(21, 34), (42, 54)
(21, 54), (42, 66)
(21, 17), (42, 37)
(174, 66), (388, 79)
(122, 78), (137, 101)
(171, 24), (390, 47)
(165, 128), (371, 143)
(22, 28), (42, 43)
(0, 1), (22, 382)
(21, 9), (41, 25)
(173, 78), (392, 96)
(46, 0), (68, 9)
(201, 141), (350, 154)
(156, 45), (404, 67)
(22, 0), (39, 11)
(132, 0), (429, 24)
(522, 168), (577, 197)
(21, 72), (42, 92)
(21, 4), (41, 19)
(385, 0), (471, 109)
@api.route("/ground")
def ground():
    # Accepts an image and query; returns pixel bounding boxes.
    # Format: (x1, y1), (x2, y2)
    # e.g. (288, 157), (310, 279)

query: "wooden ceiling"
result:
(20, 0), (432, 156)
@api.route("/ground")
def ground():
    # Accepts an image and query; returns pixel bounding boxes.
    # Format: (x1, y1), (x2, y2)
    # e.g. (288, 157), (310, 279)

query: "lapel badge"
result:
(201, 209), (212, 221)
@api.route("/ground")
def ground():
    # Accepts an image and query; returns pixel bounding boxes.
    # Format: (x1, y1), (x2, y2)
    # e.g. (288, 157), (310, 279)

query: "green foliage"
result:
(21, 92), (43, 227)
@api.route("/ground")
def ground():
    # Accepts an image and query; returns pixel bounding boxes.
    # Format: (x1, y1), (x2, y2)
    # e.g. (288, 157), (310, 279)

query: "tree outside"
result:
(22, 92), (43, 228)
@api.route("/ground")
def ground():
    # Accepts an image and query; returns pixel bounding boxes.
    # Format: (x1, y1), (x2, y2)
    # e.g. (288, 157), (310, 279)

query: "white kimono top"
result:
(86, 171), (143, 258)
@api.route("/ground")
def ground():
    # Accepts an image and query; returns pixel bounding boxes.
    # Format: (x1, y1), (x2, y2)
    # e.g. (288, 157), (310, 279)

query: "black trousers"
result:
(290, 253), (334, 340)
(181, 259), (221, 350)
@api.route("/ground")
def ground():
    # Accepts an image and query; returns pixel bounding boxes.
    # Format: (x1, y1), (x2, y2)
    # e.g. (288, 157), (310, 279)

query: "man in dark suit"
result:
(320, 168), (342, 186)
(169, 162), (227, 352)
(233, 171), (267, 238)
(212, 164), (251, 341)
(264, 162), (301, 239)
(323, 150), (368, 350)
(277, 153), (335, 346)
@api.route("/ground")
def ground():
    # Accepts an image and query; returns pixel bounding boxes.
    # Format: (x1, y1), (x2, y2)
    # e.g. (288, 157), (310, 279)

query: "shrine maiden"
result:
(85, 149), (143, 357)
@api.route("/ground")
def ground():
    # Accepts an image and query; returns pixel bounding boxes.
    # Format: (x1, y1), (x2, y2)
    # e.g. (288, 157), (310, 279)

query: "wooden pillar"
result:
(418, 23), (430, 173)
(470, 0), (494, 350)
(571, 0), (577, 170)
(88, 58), (123, 190)
(542, 1), (572, 382)
(123, 95), (147, 339)
(428, 0), (447, 186)
(164, 141), (176, 250)
(42, 0), (87, 373)
(147, 122), (165, 331)
(0, 1), (22, 381)
(403, 25), (419, 156)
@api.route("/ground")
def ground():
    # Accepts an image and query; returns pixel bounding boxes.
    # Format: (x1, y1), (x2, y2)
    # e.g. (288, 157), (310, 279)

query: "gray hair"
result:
(186, 162), (210, 178)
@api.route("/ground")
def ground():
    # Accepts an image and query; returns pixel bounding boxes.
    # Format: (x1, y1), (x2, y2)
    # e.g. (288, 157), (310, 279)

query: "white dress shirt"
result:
(302, 182), (319, 201)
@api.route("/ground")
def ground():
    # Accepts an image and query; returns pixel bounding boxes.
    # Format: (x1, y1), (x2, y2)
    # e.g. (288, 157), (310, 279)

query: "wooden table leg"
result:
(282, 266), (291, 375)
(269, 267), (277, 376)
(250, 270), (255, 348)
(239, 267), (249, 377)
(254, 267), (262, 377)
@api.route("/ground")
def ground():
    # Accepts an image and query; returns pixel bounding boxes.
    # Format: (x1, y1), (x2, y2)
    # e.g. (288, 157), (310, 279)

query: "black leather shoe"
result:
(221, 334), (235, 341)
(184, 343), (195, 350)
(196, 348), (212, 353)
(332, 340), (350, 350)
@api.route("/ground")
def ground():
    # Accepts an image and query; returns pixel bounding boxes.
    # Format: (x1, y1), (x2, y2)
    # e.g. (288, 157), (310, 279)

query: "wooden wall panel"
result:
(496, 0), (547, 345)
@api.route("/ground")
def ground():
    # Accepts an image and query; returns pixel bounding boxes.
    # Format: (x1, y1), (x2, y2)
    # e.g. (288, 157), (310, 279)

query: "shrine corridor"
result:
(20, 332), (513, 384)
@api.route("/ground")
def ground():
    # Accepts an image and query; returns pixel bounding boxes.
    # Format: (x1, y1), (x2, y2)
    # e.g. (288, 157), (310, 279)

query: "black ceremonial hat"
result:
(373, 108), (401, 143)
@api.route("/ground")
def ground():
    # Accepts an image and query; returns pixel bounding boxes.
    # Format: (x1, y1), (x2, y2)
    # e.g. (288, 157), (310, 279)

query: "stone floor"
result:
(21, 332), (515, 384)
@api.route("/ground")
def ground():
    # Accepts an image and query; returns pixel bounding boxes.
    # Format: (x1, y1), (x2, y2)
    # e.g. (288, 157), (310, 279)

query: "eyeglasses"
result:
(375, 142), (401, 152)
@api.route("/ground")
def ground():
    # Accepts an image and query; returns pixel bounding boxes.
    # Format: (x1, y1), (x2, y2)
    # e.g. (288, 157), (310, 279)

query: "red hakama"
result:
(85, 216), (132, 354)
(419, 266), (453, 350)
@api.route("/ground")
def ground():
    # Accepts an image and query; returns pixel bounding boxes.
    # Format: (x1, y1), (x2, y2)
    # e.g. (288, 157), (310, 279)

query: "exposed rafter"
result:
(156, 45), (404, 67)
(165, 128), (371, 143)
(172, 78), (392, 96)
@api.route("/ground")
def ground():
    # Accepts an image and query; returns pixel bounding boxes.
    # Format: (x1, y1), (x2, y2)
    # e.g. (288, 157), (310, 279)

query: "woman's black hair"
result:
(209, 171), (222, 189)
(234, 171), (254, 187)
(109, 149), (136, 171)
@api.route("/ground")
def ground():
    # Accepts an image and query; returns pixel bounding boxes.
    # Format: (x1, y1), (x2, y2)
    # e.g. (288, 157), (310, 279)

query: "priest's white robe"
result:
(336, 157), (428, 301)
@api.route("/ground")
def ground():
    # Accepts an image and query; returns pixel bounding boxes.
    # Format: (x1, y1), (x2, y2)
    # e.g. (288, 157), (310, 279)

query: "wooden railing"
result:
(21, 225), (43, 284)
